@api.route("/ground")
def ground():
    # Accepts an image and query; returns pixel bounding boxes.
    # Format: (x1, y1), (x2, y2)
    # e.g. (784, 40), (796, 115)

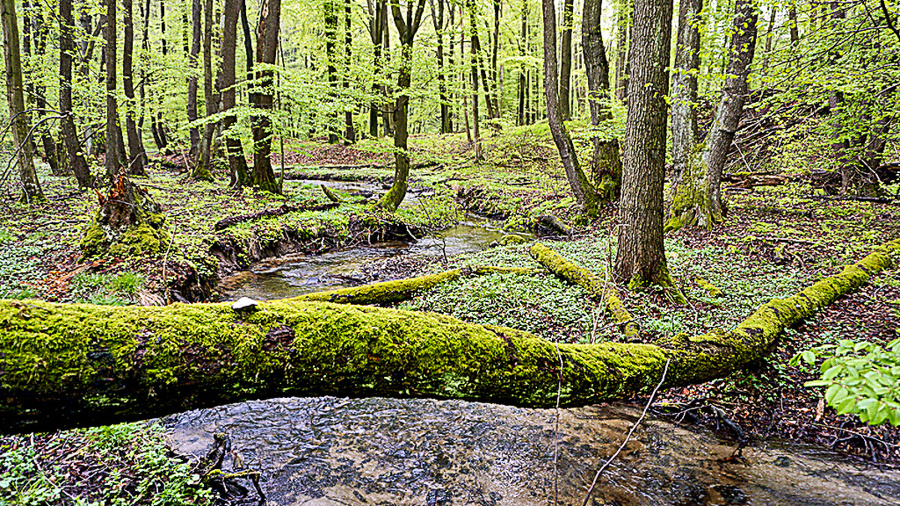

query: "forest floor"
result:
(1, 125), (899, 502)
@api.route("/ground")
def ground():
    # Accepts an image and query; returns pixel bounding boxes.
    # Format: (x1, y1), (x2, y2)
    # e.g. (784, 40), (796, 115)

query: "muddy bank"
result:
(163, 397), (900, 506)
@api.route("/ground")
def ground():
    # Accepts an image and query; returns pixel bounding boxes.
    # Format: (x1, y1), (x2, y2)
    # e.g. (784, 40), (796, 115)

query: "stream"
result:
(184, 179), (900, 505)
(163, 397), (900, 506)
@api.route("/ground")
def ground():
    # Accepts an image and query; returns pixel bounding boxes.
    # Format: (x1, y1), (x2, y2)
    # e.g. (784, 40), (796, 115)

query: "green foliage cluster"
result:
(0, 423), (213, 506)
(67, 271), (145, 306)
(792, 338), (900, 426)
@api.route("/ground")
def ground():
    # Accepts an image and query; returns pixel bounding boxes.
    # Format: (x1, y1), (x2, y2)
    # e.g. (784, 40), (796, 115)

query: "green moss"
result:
(695, 276), (723, 297)
(2, 239), (897, 432)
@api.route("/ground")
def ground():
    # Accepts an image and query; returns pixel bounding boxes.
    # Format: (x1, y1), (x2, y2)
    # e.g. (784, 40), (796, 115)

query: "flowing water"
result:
(190, 181), (900, 504)
(163, 397), (900, 506)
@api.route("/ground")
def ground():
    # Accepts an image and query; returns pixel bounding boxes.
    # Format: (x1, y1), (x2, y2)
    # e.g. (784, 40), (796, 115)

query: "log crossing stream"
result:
(173, 183), (900, 504)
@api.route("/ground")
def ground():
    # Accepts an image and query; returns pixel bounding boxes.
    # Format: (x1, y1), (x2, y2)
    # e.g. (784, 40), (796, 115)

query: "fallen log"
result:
(0, 239), (897, 433)
(292, 266), (536, 305)
(213, 203), (339, 231)
(529, 243), (639, 338)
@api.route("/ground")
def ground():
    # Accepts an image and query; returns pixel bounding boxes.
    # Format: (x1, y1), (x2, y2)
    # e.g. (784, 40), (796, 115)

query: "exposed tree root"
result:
(0, 239), (897, 433)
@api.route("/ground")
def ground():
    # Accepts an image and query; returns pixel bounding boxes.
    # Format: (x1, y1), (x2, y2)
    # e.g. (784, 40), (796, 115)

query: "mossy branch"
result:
(0, 239), (896, 433)
(529, 243), (639, 338)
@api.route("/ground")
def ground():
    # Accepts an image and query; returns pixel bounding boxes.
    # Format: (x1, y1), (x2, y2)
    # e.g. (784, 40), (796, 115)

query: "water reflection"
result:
(162, 397), (900, 505)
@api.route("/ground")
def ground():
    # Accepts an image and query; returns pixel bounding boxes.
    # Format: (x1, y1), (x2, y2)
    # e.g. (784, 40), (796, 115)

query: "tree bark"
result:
(542, 0), (599, 214)
(187, 0), (202, 161)
(1, 0), (41, 201)
(104, 0), (121, 179)
(703, 0), (758, 221)
(375, 0), (427, 211)
(221, 0), (249, 187)
(123, 0), (147, 176)
(3, 239), (897, 433)
(467, 0), (483, 160)
(367, 0), (385, 138)
(665, 0), (704, 231)
(614, 0), (674, 288)
(582, 0), (621, 202)
(193, 0), (216, 180)
(517, 0), (528, 126)
(325, 0), (340, 143)
(250, 0), (282, 194)
(24, 2), (61, 176)
(343, 0), (356, 143)
(559, 0), (574, 121)
(614, 0), (630, 103)
(59, 0), (93, 188)
(431, 0), (450, 134)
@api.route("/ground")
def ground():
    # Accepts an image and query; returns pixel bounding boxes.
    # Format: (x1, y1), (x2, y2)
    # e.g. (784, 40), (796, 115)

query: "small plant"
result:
(69, 271), (145, 304)
(792, 338), (900, 426)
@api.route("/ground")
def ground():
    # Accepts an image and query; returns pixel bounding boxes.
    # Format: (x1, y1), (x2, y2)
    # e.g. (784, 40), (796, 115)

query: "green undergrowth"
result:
(0, 422), (213, 506)
(65, 271), (145, 306)
(399, 234), (816, 345)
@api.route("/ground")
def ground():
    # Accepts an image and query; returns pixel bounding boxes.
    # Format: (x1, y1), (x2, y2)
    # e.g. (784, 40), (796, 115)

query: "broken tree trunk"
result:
(1, 239), (897, 433)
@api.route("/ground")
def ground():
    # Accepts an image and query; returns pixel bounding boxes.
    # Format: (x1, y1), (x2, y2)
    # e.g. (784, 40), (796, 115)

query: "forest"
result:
(0, 0), (899, 503)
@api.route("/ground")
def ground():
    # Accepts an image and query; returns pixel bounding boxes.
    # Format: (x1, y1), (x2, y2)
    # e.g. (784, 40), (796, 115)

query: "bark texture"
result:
(614, 0), (674, 288)
(250, 0), (282, 194)
(582, 0), (621, 201)
(2, 239), (896, 433)
(665, 0), (705, 232)
(375, 0), (427, 211)
(703, 0), (758, 221)
(220, 0), (250, 187)
(1, 0), (42, 201)
(541, 0), (599, 215)
(59, 0), (93, 188)
(559, 0), (574, 120)
(123, 0), (147, 176)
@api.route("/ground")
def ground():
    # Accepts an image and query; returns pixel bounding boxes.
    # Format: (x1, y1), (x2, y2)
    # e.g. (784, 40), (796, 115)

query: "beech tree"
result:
(250, 0), (283, 194)
(59, 0), (93, 188)
(542, 0), (600, 214)
(1, 0), (41, 202)
(375, 0), (428, 211)
(666, 0), (757, 231)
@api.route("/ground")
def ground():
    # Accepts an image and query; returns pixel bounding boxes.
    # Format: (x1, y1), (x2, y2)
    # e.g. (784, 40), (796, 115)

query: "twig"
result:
(581, 358), (671, 506)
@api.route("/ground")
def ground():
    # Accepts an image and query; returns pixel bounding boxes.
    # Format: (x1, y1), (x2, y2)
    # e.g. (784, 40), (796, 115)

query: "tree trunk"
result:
(375, 0), (427, 211)
(542, 0), (599, 215)
(467, 0), (483, 160)
(25, 3), (61, 176)
(664, 0), (704, 232)
(193, 0), (216, 180)
(325, 0), (339, 143)
(517, 0), (527, 126)
(59, 0), (93, 188)
(431, 0), (450, 134)
(582, 0), (621, 202)
(187, 0), (202, 160)
(343, 0), (356, 143)
(559, 0), (574, 121)
(3, 239), (896, 433)
(366, 0), (385, 138)
(1, 0), (41, 201)
(250, 0), (282, 194)
(221, 0), (249, 187)
(123, 0), (147, 176)
(788, 3), (799, 44)
(104, 0), (121, 179)
(614, 0), (630, 103)
(702, 0), (758, 221)
(614, 0), (674, 289)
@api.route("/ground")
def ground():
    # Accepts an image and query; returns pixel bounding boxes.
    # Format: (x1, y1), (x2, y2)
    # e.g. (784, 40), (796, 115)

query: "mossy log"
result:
(291, 266), (538, 305)
(529, 243), (639, 338)
(1, 240), (897, 433)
